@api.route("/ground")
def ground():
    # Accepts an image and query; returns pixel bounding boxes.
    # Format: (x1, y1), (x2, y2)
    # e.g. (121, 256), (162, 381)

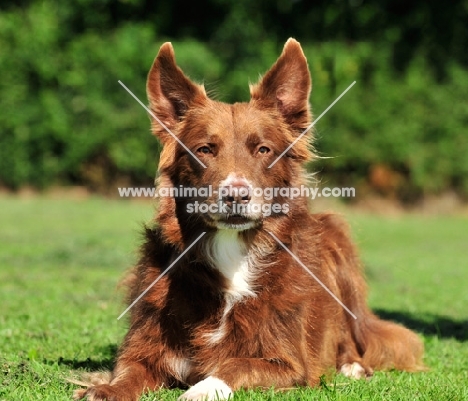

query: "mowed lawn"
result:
(1, 195), (467, 401)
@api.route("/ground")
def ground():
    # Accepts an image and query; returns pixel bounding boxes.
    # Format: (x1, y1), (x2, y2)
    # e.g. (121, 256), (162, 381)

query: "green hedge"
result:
(0, 3), (467, 199)
(302, 43), (468, 199)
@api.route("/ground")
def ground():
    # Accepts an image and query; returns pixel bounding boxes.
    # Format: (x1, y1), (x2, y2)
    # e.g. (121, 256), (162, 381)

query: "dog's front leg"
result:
(73, 360), (161, 401)
(179, 357), (308, 400)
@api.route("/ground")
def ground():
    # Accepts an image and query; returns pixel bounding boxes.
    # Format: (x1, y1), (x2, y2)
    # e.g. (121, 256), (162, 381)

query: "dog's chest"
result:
(207, 230), (256, 301)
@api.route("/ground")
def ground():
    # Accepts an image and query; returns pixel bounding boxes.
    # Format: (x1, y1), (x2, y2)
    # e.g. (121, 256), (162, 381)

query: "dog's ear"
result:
(147, 42), (207, 142)
(250, 38), (311, 133)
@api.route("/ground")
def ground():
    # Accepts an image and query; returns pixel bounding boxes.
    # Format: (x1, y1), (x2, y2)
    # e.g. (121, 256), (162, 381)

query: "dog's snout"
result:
(220, 180), (251, 207)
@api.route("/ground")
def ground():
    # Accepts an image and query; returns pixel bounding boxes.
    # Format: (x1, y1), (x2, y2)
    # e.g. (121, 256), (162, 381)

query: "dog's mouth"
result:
(215, 214), (258, 231)
(222, 214), (251, 225)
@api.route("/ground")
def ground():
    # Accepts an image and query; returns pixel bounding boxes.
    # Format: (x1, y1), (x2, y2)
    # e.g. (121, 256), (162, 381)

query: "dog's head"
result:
(147, 39), (313, 232)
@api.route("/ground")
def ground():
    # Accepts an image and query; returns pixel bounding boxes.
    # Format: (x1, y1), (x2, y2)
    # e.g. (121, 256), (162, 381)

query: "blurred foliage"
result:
(0, 0), (467, 199)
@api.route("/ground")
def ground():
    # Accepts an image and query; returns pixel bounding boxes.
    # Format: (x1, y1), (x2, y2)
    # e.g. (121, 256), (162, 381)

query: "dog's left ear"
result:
(250, 38), (311, 133)
(147, 43), (207, 143)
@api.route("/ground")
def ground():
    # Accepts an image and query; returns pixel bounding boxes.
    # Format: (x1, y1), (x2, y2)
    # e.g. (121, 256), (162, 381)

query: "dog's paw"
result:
(72, 384), (120, 401)
(340, 362), (371, 379)
(178, 376), (233, 400)
(73, 388), (88, 400)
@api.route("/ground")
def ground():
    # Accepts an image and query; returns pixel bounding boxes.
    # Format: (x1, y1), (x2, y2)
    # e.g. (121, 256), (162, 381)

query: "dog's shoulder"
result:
(310, 212), (353, 237)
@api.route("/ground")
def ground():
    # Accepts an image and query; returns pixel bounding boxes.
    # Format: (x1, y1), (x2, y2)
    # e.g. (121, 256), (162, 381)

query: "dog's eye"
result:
(258, 146), (270, 155)
(197, 146), (212, 155)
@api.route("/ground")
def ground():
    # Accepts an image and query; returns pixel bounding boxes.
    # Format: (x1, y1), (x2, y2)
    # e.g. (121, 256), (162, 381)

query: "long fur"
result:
(73, 38), (424, 401)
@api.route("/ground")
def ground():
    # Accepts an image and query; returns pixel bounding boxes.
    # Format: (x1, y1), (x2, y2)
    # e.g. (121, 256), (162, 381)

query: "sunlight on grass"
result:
(1, 196), (467, 400)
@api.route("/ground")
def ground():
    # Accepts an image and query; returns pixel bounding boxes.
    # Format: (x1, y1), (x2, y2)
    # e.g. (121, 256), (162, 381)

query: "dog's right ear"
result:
(147, 43), (207, 142)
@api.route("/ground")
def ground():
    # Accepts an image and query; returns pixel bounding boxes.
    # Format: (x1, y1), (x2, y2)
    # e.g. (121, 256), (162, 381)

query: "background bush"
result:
(0, 0), (467, 200)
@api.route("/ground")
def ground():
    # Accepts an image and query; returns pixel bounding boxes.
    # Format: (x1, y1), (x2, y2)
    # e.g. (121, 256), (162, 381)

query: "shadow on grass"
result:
(374, 309), (468, 342)
(55, 344), (117, 371)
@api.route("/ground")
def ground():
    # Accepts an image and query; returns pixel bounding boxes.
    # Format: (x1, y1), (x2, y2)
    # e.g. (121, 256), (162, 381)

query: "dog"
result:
(73, 38), (424, 401)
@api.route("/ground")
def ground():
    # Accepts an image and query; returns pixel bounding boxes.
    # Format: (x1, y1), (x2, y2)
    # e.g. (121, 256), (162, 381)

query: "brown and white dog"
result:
(73, 38), (424, 401)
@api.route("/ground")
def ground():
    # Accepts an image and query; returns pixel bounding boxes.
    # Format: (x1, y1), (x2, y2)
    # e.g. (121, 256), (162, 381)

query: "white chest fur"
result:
(203, 230), (257, 345)
(206, 230), (256, 302)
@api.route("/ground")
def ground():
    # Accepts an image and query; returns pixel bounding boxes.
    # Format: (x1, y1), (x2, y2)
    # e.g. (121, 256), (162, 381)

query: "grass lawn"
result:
(1, 195), (467, 400)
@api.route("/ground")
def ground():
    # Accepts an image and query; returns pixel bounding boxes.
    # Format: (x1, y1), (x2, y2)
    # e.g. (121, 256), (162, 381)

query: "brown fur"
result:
(73, 38), (424, 401)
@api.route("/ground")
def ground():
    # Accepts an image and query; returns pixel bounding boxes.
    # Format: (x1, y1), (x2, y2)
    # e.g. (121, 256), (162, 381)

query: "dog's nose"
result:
(220, 181), (251, 207)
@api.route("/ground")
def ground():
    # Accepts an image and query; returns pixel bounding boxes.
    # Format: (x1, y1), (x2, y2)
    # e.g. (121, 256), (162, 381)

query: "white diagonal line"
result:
(267, 231), (357, 320)
(118, 80), (207, 169)
(117, 231), (206, 320)
(268, 81), (356, 168)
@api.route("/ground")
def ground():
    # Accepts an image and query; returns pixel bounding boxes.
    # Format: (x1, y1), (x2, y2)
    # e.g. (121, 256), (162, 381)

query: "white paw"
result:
(178, 376), (233, 400)
(340, 362), (366, 379)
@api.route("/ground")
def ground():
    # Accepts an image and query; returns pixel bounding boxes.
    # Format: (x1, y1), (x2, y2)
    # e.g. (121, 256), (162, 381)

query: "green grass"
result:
(1, 196), (467, 400)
